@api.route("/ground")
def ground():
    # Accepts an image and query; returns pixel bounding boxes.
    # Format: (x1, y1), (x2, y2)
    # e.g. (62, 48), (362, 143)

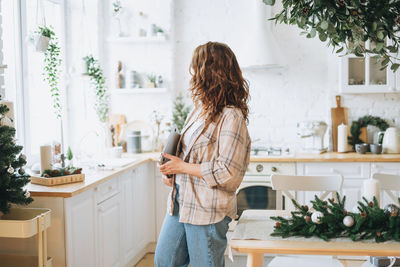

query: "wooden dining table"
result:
(229, 210), (400, 267)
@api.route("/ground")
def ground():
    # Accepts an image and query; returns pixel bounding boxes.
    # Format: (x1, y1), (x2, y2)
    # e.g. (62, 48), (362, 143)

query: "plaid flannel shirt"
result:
(167, 106), (251, 225)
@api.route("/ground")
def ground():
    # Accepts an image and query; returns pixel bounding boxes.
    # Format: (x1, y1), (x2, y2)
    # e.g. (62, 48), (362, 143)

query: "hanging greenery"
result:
(83, 55), (110, 123)
(348, 115), (389, 148)
(271, 193), (400, 243)
(263, 0), (400, 72)
(39, 26), (62, 119)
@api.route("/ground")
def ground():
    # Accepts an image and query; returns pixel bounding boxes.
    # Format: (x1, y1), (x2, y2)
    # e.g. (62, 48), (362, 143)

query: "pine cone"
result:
(351, 10), (358, 16)
(361, 211), (367, 218)
(377, 232), (381, 237)
(395, 16), (400, 25)
(344, 210), (348, 215)
(391, 210), (398, 217)
(305, 216), (311, 222)
(336, 0), (345, 6)
(275, 221), (281, 228)
(369, 201), (373, 207)
(302, 7), (309, 15)
(323, 205), (328, 209)
(304, 205), (309, 211)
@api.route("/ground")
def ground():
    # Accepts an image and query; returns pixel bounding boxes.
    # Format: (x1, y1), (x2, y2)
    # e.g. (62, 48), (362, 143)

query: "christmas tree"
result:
(271, 193), (400, 243)
(172, 94), (191, 131)
(0, 100), (32, 214)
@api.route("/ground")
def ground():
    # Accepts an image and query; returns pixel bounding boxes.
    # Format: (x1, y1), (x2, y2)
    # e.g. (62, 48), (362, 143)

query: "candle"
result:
(362, 178), (380, 203)
(337, 123), (351, 152)
(40, 145), (52, 174)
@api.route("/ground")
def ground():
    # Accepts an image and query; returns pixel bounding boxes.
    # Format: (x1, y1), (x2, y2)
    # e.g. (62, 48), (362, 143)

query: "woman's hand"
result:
(159, 153), (186, 176)
(161, 175), (173, 187)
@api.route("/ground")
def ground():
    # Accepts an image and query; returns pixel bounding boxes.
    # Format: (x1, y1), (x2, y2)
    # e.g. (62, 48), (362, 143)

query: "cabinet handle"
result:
(94, 187), (98, 191)
(256, 164), (264, 173)
(108, 185), (113, 190)
(330, 168), (340, 174)
(271, 167), (278, 172)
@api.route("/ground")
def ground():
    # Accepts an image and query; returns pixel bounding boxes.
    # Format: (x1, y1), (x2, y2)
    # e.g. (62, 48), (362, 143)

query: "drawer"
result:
(297, 162), (370, 179)
(371, 162), (400, 175)
(246, 162), (296, 176)
(95, 178), (120, 204)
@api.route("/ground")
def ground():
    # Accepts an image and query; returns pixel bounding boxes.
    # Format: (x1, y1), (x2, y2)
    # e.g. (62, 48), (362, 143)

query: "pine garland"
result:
(172, 94), (191, 131)
(348, 115), (389, 148)
(271, 193), (400, 243)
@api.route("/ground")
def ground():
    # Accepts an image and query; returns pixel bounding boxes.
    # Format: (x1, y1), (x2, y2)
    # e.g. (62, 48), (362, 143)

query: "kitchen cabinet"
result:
(97, 194), (122, 267)
(64, 188), (97, 267)
(155, 166), (171, 240)
(340, 40), (397, 94)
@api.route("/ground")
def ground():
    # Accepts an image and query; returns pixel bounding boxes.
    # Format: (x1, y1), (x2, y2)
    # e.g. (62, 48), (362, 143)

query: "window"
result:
(2, 0), (101, 162)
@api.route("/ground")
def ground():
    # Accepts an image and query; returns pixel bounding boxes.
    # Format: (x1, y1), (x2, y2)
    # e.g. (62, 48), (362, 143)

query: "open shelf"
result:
(241, 64), (285, 71)
(107, 35), (167, 44)
(110, 88), (168, 95)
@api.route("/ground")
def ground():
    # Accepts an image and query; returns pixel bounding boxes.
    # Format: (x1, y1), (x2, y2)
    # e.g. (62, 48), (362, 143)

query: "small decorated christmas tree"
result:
(0, 99), (32, 215)
(172, 94), (191, 131)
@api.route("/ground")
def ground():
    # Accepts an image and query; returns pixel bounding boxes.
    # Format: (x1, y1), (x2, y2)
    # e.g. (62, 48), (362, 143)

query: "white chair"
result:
(372, 173), (400, 206)
(268, 174), (344, 267)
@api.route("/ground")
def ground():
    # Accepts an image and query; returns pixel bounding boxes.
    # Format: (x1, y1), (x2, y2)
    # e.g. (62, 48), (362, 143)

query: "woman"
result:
(155, 41), (251, 267)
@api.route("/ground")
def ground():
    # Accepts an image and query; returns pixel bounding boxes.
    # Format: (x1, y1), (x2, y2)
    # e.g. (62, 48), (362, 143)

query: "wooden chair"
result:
(271, 174), (344, 210)
(372, 173), (400, 206)
(268, 174), (344, 267)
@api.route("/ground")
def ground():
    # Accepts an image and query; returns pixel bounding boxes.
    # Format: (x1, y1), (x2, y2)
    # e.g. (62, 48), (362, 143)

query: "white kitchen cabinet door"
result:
(120, 169), (137, 264)
(133, 163), (156, 252)
(64, 188), (97, 267)
(340, 40), (397, 94)
(371, 163), (400, 207)
(155, 164), (172, 240)
(97, 194), (122, 267)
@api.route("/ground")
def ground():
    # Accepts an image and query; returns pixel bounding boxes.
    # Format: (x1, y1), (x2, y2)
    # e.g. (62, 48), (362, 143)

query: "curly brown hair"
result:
(189, 42), (249, 124)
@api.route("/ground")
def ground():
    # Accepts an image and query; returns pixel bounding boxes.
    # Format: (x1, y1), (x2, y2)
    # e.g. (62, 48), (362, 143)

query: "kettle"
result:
(378, 127), (400, 154)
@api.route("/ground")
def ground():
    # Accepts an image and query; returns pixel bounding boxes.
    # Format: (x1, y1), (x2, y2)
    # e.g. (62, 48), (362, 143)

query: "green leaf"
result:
(319, 33), (327, 42)
(391, 63), (400, 72)
(320, 21), (329, 30)
(376, 42), (384, 52)
(372, 22), (377, 31)
(310, 28), (317, 38)
(263, 0), (275, 5)
(377, 31), (384, 40)
(336, 47), (344, 53)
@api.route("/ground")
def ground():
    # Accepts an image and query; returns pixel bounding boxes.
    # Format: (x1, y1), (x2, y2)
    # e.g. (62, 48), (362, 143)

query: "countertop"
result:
(27, 153), (160, 198)
(27, 152), (400, 198)
(250, 152), (400, 162)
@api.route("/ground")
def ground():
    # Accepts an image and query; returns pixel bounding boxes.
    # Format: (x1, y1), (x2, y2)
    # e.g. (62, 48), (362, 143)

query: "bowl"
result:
(355, 143), (369, 154)
(370, 144), (383, 154)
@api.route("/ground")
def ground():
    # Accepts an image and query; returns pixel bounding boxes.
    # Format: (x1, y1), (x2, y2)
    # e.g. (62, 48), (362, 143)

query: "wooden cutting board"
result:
(331, 95), (348, 152)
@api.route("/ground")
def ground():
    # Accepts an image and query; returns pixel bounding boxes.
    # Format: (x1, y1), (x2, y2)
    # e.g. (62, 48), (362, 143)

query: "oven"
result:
(236, 162), (296, 218)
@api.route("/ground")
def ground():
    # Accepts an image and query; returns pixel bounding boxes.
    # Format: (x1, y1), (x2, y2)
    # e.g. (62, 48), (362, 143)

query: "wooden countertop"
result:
(27, 153), (160, 198)
(27, 152), (400, 198)
(250, 152), (400, 162)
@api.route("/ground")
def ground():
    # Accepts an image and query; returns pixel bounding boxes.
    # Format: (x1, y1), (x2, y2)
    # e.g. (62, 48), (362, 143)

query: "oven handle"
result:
(237, 182), (272, 193)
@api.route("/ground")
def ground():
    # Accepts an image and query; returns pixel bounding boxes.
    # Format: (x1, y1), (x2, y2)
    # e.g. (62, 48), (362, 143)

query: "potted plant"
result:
(34, 26), (53, 52)
(146, 73), (157, 88)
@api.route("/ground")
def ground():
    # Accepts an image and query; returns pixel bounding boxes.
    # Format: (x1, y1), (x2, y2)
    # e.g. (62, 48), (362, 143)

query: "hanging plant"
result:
(40, 25), (62, 119)
(264, 0), (400, 72)
(83, 55), (110, 123)
(348, 115), (389, 148)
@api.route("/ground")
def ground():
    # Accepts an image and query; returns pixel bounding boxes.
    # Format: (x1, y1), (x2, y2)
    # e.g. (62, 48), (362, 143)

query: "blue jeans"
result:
(154, 185), (232, 267)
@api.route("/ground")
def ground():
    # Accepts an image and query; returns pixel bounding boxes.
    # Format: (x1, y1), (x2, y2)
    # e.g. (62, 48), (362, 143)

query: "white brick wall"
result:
(172, 0), (400, 149)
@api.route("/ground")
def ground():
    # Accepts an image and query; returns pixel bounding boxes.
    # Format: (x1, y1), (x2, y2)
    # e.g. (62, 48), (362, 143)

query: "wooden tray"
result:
(30, 174), (85, 186)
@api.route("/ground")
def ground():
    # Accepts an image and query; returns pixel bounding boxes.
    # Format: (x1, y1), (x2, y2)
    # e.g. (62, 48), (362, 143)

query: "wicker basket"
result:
(30, 174), (85, 186)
